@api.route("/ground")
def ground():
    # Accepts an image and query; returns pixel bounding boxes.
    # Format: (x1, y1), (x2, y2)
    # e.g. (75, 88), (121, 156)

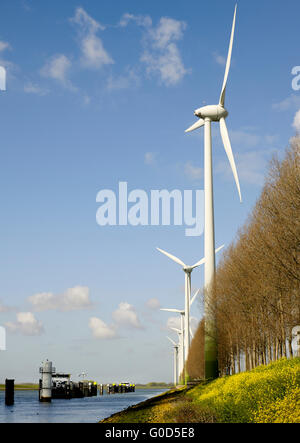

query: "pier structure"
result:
(39, 360), (55, 402)
(39, 360), (98, 401)
(106, 383), (135, 394)
(5, 379), (14, 406)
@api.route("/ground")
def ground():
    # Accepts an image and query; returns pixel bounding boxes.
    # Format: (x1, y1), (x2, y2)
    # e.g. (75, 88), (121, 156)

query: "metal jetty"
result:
(39, 361), (97, 402)
(106, 383), (135, 394)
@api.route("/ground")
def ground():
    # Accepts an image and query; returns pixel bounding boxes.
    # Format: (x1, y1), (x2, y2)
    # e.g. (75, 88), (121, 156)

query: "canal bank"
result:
(100, 358), (300, 424)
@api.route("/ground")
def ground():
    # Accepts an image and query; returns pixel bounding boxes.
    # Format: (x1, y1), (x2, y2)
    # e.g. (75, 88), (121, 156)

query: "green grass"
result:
(0, 383), (39, 391)
(100, 387), (188, 423)
(100, 358), (300, 423)
(135, 382), (173, 390)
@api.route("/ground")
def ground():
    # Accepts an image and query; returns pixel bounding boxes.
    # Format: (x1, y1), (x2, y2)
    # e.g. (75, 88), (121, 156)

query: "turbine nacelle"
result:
(194, 105), (228, 122)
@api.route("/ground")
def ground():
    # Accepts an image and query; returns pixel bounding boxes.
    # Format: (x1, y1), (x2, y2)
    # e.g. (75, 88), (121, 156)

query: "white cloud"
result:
(149, 17), (186, 49)
(40, 54), (74, 89)
(167, 316), (181, 331)
(71, 6), (105, 33)
(119, 13), (152, 28)
(80, 34), (114, 69)
(89, 301), (144, 340)
(141, 43), (187, 86)
(121, 14), (188, 86)
(214, 127), (279, 187)
(213, 51), (226, 66)
(292, 109), (300, 132)
(272, 94), (300, 111)
(0, 41), (11, 52)
(144, 152), (156, 165)
(0, 40), (17, 83)
(184, 161), (203, 181)
(24, 82), (49, 96)
(106, 67), (140, 91)
(89, 317), (118, 339)
(28, 286), (92, 312)
(166, 316), (198, 335)
(142, 17), (188, 86)
(0, 301), (12, 313)
(5, 312), (44, 336)
(112, 302), (143, 329)
(216, 149), (276, 187)
(145, 298), (161, 310)
(219, 127), (278, 149)
(71, 7), (114, 69)
(82, 94), (91, 105)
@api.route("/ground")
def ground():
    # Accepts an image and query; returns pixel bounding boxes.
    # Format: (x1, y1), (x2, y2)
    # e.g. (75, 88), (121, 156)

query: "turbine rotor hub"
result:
(194, 104), (228, 122)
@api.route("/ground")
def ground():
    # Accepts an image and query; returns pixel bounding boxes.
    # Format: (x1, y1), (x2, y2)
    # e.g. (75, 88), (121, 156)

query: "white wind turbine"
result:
(164, 309), (185, 379)
(162, 289), (200, 381)
(167, 336), (179, 386)
(157, 245), (224, 366)
(170, 326), (184, 381)
(185, 4), (242, 379)
(161, 288), (200, 354)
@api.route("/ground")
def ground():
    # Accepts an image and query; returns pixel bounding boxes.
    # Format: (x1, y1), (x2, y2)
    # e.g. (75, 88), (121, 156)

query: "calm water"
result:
(0, 389), (166, 423)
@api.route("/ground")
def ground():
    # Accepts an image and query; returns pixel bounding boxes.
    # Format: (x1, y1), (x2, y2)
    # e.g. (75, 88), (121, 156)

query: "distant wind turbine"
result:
(157, 245), (224, 366)
(78, 372), (87, 380)
(161, 288), (200, 355)
(170, 327), (184, 380)
(185, 4), (241, 380)
(167, 336), (179, 386)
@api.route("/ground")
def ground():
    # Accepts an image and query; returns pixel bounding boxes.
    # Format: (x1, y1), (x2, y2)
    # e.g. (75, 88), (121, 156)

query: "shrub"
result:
(188, 358), (300, 423)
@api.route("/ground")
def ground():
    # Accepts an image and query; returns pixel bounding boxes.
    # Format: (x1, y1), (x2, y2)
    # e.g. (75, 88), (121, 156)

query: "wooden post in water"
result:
(5, 379), (14, 406)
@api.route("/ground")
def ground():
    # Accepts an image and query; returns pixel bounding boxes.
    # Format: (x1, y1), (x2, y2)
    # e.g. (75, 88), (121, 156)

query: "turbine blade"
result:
(190, 289), (200, 306)
(219, 4), (237, 107)
(216, 244), (225, 255)
(185, 119), (205, 133)
(190, 327), (194, 339)
(170, 327), (181, 334)
(167, 336), (177, 346)
(156, 247), (186, 268)
(219, 117), (242, 202)
(191, 245), (225, 269)
(191, 257), (205, 270)
(161, 309), (183, 314)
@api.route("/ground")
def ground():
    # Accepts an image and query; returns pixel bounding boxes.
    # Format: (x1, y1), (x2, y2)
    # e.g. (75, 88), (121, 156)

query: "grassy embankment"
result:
(0, 384), (38, 391)
(135, 383), (173, 390)
(100, 358), (300, 423)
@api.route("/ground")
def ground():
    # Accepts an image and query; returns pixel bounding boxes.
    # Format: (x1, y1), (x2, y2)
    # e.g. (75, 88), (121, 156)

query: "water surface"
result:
(0, 389), (166, 423)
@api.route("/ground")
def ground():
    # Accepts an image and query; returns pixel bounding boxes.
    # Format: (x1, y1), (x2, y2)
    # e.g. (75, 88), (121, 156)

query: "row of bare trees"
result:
(187, 137), (300, 378)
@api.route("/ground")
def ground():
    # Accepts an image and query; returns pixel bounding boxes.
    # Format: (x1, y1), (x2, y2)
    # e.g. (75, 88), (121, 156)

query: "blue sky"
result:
(0, 0), (300, 383)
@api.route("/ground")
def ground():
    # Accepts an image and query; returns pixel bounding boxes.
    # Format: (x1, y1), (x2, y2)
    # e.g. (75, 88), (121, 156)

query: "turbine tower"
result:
(167, 336), (179, 386)
(185, 5), (242, 379)
(163, 308), (185, 379)
(170, 327), (184, 381)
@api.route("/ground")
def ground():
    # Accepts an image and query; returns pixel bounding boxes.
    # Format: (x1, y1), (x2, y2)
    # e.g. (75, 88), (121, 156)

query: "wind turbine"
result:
(161, 288), (200, 354)
(164, 309), (185, 376)
(185, 5), (242, 379)
(167, 336), (179, 386)
(170, 327), (184, 381)
(162, 289), (200, 380)
(157, 245), (224, 366)
(78, 372), (87, 380)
